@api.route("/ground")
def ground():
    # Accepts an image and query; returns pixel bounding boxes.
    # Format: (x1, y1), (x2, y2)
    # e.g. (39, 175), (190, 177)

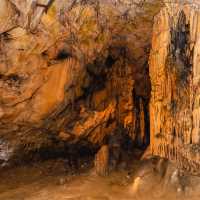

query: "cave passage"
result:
(0, 49), (152, 174)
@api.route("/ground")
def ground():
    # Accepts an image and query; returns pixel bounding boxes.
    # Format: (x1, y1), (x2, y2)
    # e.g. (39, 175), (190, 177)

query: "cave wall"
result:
(0, 0), (162, 166)
(150, 1), (200, 175)
(3, 0), (200, 174)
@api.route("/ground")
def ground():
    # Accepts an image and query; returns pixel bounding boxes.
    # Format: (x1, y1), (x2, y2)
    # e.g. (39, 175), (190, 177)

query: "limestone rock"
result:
(0, 0), (161, 165)
(130, 156), (200, 198)
(94, 145), (109, 176)
(149, 1), (200, 175)
(0, 0), (17, 34)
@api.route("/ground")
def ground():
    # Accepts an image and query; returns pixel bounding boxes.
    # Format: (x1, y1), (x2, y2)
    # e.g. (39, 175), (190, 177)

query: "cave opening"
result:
(82, 47), (152, 174)
(1, 47), (152, 175)
(1, 44), (152, 175)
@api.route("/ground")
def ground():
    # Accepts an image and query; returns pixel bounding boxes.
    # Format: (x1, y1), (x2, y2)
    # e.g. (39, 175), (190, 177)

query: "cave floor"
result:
(0, 159), (135, 200)
(0, 159), (200, 200)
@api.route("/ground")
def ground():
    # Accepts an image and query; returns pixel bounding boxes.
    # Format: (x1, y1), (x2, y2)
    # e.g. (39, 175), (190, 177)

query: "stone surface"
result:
(94, 145), (109, 176)
(149, 1), (200, 175)
(130, 155), (200, 199)
(2, 0), (200, 179)
(0, 0), (162, 166)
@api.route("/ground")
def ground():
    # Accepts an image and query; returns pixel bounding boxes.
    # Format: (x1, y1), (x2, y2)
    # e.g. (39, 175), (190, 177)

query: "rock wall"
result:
(0, 0), (162, 166)
(3, 0), (200, 175)
(6, 0), (200, 175)
(150, 1), (200, 175)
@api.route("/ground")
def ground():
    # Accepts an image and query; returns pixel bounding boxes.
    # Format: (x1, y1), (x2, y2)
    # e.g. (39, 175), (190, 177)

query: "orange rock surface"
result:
(150, 1), (200, 174)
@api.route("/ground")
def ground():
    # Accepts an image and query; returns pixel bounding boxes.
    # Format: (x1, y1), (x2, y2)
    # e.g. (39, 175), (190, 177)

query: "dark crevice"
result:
(132, 60), (151, 151)
(81, 59), (109, 103)
(0, 74), (22, 82)
(55, 49), (72, 60)
(105, 55), (117, 68)
(169, 10), (193, 85)
(1, 137), (97, 172)
(133, 94), (150, 150)
(144, 98), (150, 147)
(0, 74), (24, 88)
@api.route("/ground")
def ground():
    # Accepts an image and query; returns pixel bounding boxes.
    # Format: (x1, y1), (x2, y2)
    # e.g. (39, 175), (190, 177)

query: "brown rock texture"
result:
(150, 1), (200, 175)
(3, 0), (200, 176)
(0, 0), (162, 166)
(94, 144), (109, 176)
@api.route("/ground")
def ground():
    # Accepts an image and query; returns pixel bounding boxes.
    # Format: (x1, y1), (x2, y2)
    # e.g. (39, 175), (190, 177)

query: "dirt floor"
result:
(0, 158), (135, 200)
(0, 158), (200, 200)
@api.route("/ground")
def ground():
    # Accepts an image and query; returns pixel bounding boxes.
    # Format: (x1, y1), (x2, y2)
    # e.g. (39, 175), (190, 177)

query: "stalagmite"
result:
(94, 145), (109, 176)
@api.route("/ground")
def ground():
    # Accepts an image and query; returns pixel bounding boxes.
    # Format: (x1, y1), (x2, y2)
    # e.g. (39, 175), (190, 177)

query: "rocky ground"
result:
(1, 152), (200, 200)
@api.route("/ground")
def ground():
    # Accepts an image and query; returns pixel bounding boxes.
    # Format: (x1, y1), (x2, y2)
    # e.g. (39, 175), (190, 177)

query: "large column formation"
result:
(149, 2), (200, 175)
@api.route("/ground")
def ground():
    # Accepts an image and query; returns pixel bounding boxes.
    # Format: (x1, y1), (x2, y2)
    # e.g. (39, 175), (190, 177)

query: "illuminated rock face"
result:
(3, 0), (200, 174)
(0, 0), (162, 165)
(149, 2), (200, 175)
